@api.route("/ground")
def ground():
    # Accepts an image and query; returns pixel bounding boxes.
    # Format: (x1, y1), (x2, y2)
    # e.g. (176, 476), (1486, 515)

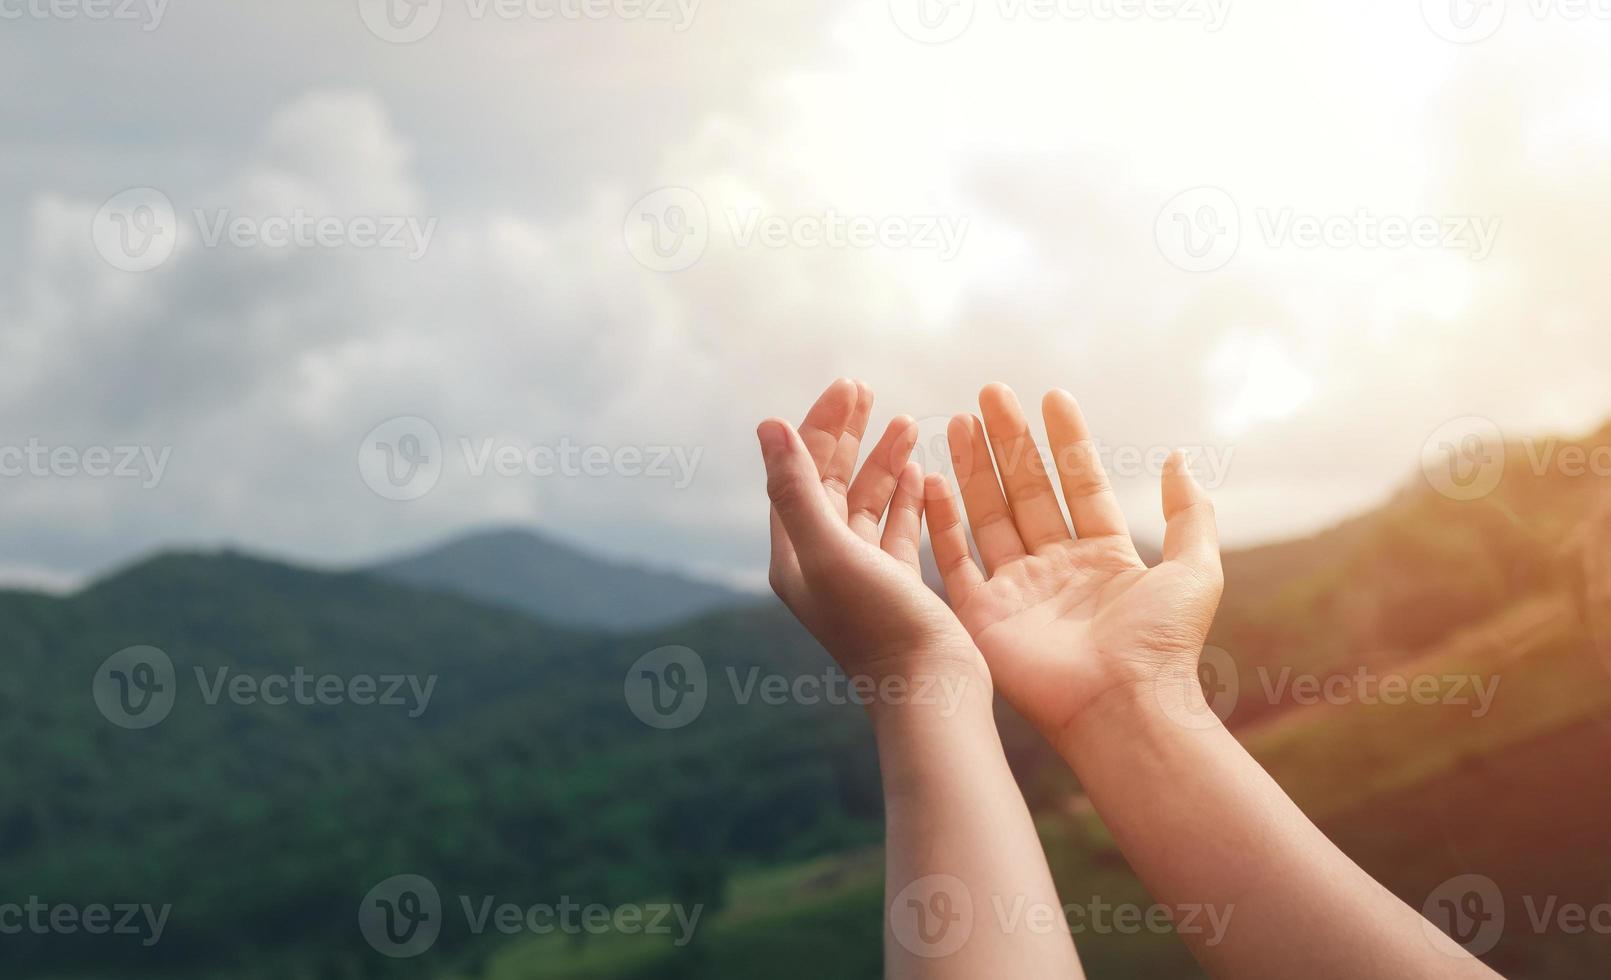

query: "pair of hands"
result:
(759, 379), (1225, 747)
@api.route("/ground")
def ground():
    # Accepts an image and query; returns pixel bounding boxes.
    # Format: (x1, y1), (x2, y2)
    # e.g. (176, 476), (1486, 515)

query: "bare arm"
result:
(758, 379), (1083, 979)
(926, 382), (1499, 979)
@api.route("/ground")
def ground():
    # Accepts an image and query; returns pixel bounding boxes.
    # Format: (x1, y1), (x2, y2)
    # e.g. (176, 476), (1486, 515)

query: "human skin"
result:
(758, 379), (1084, 980)
(921, 382), (1501, 979)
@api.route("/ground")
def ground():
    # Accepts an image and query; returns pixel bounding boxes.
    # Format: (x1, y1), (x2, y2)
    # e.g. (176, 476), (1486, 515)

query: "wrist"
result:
(1054, 665), (1220, 763)
(860, 641), (993, 727)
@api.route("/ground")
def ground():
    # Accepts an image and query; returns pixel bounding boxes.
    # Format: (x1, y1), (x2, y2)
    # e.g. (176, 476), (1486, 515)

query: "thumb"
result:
(758, 418), (844, 559)
(1161, 451), (1222, 580)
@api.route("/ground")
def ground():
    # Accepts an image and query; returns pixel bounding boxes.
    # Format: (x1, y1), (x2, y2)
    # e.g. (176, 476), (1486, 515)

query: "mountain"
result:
(0, 549), (877, 979)
(368, 526), (754, 631)
(7, 421), (1611, 979)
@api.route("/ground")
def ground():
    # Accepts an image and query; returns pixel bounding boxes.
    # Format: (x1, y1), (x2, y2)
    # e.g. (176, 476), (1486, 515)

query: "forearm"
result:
(873, 654), (1083, 980)
(1058, 680), (1498, 979)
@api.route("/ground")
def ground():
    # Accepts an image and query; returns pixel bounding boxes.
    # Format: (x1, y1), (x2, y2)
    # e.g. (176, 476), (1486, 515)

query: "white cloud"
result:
(2, 0), (1610, 585)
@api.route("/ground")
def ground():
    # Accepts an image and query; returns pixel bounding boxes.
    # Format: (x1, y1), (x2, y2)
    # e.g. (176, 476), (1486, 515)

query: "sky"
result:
(2, 0), (1610, 591)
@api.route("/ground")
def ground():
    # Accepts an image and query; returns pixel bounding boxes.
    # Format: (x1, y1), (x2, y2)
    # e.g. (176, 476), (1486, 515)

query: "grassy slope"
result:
(464, 583), (1611, 979)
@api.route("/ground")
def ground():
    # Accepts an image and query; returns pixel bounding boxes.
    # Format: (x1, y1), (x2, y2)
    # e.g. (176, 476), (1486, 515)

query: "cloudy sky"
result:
(2, 0), (1609, 591)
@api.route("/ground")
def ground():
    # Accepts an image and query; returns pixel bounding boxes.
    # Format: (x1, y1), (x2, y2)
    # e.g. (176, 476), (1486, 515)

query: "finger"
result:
(1161, 452), (1221, 577)
(772, 380), (858, 586)
(881, 462), (925, 571)
(924, 472), (985, 604)
(979, 383), (1071, 551)
(1043, 389), (1131, 540)
(760, 419), (846, 560)
(798, 378), (862, 477)
(823, 380), (875, 504)
(847, 415), (918, 542)
(948, 413), (1026, 574)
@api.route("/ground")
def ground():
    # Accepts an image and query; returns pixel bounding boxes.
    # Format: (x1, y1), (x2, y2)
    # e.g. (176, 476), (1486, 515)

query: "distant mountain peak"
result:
(367, 525), (752, 632)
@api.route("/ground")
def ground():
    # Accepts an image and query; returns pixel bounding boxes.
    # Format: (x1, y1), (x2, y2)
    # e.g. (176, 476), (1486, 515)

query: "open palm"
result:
(924, 385), (1224, 744)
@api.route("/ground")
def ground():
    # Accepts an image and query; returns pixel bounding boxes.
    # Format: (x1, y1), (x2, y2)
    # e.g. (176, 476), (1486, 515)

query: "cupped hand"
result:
(923, 384), (1224, 745)
(760, 380), (985, 685)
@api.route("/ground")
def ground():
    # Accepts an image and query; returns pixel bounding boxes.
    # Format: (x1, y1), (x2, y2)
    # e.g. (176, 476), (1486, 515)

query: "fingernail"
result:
(757, 420), (787, 458)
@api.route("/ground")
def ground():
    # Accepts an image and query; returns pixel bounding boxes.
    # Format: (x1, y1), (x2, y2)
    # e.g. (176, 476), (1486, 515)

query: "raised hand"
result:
(760, 379), (1084, 980)
(760, 379), (983, 683)
(923, 383), (1224, 746)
